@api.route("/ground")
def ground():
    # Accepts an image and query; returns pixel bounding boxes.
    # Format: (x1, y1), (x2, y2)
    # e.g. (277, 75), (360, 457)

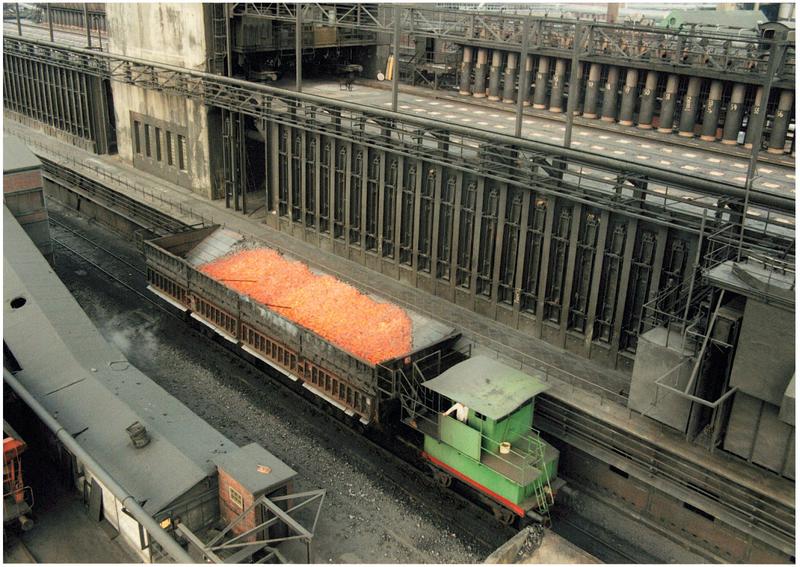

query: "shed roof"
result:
(3, 135), (41, 174)
(214, 443), (296, 496)
(421, 356), (549, 420)
(3, 206), (242, 515)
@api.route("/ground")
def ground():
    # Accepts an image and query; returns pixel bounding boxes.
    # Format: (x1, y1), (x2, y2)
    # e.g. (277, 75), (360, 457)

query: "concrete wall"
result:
(107, 3), (215, 199)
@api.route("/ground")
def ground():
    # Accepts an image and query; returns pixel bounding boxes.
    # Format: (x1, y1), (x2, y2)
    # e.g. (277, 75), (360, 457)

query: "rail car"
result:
(144, 225), (561, 522)
(143, 225), (460, 426)
(3, 421), (33, 532)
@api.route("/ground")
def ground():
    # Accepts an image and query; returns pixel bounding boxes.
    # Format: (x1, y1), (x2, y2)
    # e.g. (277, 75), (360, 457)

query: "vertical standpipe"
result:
(744, 86), (764, 149)
(600, 66), (620, 122)
(700, 80), (724, 141)
(520, 55), (533, 106)
(488, 50), (503, 101)
(767, 90), (794, 154)
(532, 56), (550, 109)
(721, 83), (747, 145)
(582, 63), (602, 119)
(658, 74), (680, 133)
(473, 48), (489, 98)
(618, 68), (639, 126)
(502, 52), (518, 103)
(549, 59), (567, 113)
(637, 70), (659, 129)
(459, 46), (474, 95)
(678, 76), (702, 137)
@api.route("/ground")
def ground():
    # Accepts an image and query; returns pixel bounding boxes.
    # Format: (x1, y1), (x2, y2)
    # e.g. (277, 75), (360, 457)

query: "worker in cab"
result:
(443, 401), (469, 423)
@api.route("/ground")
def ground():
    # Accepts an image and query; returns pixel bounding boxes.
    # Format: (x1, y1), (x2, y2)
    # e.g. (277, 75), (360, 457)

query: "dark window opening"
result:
(609, 464), (629, 478)
(683, 502), (715, 522)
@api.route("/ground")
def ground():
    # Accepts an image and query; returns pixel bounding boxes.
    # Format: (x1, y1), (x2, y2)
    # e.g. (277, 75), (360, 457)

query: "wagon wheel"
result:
(432, 469), (453, 489)
(493, 506), (515, 526)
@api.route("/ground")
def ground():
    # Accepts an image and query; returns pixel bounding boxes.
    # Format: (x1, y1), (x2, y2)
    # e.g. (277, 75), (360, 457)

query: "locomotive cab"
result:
(402, 356), (561, 525)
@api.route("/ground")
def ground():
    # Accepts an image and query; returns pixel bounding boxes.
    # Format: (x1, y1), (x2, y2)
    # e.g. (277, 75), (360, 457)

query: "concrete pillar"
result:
(487, 50), (503, 101)
(473, 48), (488, 98)
(459, 46), (473, 95)
(657, 74), (680, 133)
(583, 63), (602, 119)
(501, 52), (518, 103)
(700, 80), (724, 141)
(678, 76), (702, 137)
(722, 83), (747, 144)
(520, 55), (533, 107)
(768, 90), (794, 154)
(600, 66), (620, 122)
(532, 57), (550, 109)
(618, 68), (638, 126)
(744, 86), (764, 149)
(548, 59), (567, 113)
(637, 71), (658, 129)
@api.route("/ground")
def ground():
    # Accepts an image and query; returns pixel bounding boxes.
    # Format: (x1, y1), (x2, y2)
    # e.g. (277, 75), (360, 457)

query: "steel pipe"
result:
(520, 54), (533, 107)
(502, 52), (518, 103)
(657, 74), (679, 133)
(744, 86), (764, 149)
(549, 58), (567, 113)
(600, 66), (619, 122)
(678, 77), (702, 137)
(582, 63), (602, 119)
(768, 90), (794, 154)
(473, 48), (488, 98)
(700, 80), (724, 141)
(459, 46), (473, 95)
(532, 56), (550, 109)
(4, 369), (194, 563)
(618, 68), (638, 126)
(487, 50), (502, 101)
(637, 71), (658, 129)
(721, 83), (747, 145)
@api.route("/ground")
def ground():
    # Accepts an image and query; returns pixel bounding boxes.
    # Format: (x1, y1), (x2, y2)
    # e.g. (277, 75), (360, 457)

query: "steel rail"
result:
(3, 35), (794, 214)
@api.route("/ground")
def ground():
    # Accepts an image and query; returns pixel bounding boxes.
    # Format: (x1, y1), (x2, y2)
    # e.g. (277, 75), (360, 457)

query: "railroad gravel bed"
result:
(48, 203), (498, 563)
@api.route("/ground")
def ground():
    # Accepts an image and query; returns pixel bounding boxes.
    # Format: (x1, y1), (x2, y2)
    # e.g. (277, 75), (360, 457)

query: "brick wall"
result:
(217, 467), (257, 540)
(4, 170), (43, 194)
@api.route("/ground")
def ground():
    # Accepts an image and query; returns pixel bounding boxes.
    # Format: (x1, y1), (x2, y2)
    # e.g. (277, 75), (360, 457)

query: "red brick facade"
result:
(4, 170), (43, 194)
(217, 467), (258, 540)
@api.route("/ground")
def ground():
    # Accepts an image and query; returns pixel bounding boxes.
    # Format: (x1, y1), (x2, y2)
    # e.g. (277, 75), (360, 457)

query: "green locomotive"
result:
(402, 356), (561, 525)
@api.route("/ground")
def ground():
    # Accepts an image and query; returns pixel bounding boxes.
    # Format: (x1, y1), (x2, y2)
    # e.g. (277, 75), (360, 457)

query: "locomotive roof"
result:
(421, 356), (549, 421)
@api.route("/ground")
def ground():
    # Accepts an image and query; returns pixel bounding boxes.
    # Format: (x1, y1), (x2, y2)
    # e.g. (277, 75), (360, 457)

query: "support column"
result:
(600, 66), (620, 122)
(768, 90), (794, 154)
(459, 46), (473, 95)
(532, 56), (550, 109)
(473, 48), (488, 98)
(520, 55), (533, 106)
(657, 74), (679, 133)
(637, 70), (658, 128)
(744, 86), (764, 149)
(548, 58), (567, 113)
(502, 52), (518, 103)
(721, 83), (747, 144)
(618, 68), (638, 126)
(487, 50), (503, 101)
(582, 63), (601, 118)
(700, 80), (724, 141)
(678, 76), (702, 137)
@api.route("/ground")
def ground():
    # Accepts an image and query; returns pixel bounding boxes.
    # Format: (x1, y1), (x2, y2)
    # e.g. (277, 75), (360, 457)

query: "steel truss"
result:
(230, 3), (795, 86)
(3, 37), (794, 236)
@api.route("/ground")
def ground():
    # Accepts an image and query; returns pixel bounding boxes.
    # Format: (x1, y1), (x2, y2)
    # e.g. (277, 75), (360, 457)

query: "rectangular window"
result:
(312, 367), (318, 384)
(325, 375), (331, 391)
(144, 124), (152, 157)
(166, 131), (174, 165)
(155, 127), (162, 161)
(177, 134), (187, 171)
(339, 383), (345, 399)
(228, 486), (244, 510)
(133, 120), (142, 154)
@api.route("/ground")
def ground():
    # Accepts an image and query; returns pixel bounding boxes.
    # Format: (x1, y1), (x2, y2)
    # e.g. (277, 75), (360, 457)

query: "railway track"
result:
(47, 211), (648, 563)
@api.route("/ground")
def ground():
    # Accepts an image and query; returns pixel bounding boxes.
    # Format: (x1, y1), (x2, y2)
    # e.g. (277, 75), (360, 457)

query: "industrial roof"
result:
(214, 443), (296, 496)
(3, 134), (41, 174)
(421, 356), (549, 420)
(3, 206), (244, 515)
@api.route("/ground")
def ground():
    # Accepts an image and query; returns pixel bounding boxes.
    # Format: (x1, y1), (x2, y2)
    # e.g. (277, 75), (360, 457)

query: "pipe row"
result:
(459, 49), (795, 154)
